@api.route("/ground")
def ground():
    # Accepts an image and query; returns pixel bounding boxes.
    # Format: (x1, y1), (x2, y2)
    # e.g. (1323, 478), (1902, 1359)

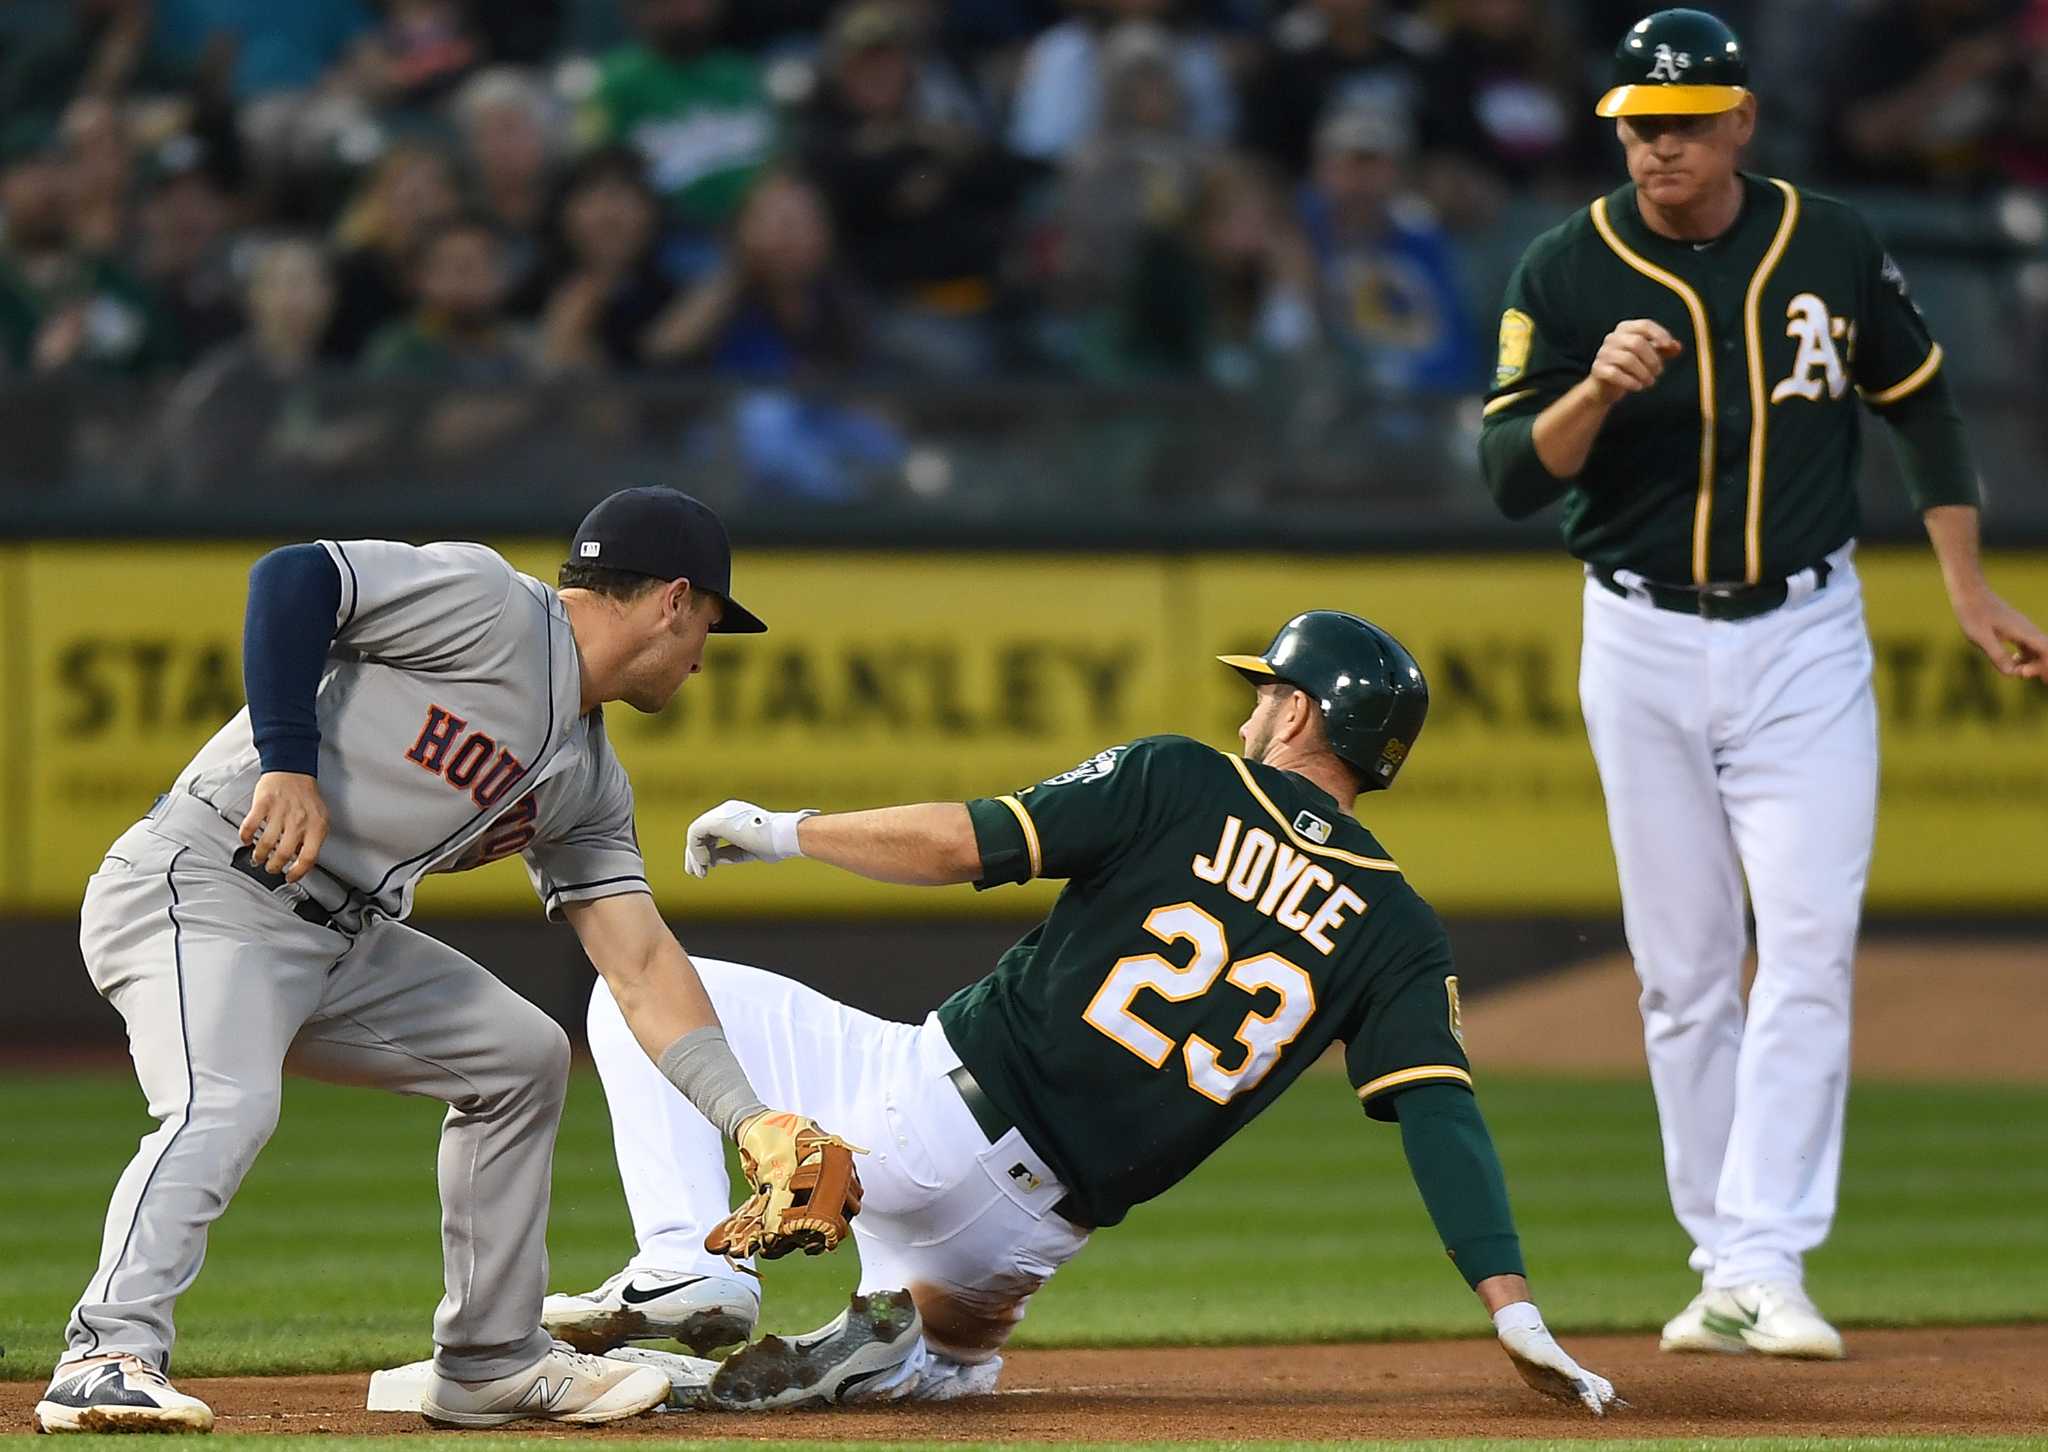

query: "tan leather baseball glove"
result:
(705, 1111), (864, 1263)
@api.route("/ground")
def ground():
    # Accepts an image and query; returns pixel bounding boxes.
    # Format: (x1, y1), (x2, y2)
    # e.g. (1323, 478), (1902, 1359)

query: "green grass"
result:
(2, 1070), (2044, 1380)
(0, 1433), (2039, 1441)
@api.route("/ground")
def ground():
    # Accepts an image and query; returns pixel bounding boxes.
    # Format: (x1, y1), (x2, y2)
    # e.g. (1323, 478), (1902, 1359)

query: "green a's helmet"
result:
(1596, 8), (1749, 118)
(1219, 611), (1429, 792)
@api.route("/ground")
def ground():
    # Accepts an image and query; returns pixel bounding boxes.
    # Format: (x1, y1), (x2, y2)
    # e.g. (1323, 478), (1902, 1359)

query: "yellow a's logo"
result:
(1771, 293), (1851, 404)
(1445, 975), (1466, 1050)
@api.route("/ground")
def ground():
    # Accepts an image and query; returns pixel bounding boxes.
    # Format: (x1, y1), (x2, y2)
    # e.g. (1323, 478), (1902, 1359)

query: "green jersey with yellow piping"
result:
(937, 734), (1468, 1228)
(1479, 174), (1973, 586)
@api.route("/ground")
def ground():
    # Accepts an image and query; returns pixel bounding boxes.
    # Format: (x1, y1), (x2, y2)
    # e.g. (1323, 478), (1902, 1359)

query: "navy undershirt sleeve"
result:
(243, 544), (343, 777)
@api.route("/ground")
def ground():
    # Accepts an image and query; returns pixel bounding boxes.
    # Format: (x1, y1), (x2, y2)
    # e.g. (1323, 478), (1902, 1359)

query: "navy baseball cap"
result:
(568, 487), (766, 633)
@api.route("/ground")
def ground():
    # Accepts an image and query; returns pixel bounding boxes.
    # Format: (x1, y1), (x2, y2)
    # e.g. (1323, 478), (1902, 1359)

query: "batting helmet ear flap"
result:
(1219, 612), (1429, 791)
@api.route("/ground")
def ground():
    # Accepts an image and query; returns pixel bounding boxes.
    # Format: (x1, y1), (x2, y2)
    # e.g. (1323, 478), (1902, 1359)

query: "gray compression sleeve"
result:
(657, 1028), (770, 1142)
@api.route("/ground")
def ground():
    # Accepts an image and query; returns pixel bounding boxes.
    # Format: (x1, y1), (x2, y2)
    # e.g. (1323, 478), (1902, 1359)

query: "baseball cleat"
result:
(33, 1353), (215, 1434)
(706, 1290), (923, 1410)
(1704, 1281), (1847, 1359)
(1659, 1289), (1750, 1354)
(542, 1267), (758, 1354)
(420, 1341), (670, 1426)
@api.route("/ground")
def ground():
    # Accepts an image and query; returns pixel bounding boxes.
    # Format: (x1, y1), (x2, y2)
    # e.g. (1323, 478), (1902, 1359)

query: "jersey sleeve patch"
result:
(1494, 308), (1534, 388)
(1037, 745), (1129, 787)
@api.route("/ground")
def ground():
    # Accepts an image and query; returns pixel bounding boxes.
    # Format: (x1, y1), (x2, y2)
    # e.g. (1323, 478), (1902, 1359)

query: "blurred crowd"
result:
(2, 0), (2046, 492)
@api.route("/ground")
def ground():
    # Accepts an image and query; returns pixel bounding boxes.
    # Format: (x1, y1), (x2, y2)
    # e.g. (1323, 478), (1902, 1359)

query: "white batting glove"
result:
(684, 800), (818, 878)
(1493, 1302), (1620, 1416)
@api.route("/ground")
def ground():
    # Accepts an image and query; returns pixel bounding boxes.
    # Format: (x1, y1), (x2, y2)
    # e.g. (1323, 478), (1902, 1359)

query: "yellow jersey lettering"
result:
(1191, 815), (1242, 883)
(1224, 828), (1277, 902)
(1276, 863), (1335, 933)
(1256, 844), (1313, 917)
(1302, 884), (1367, 955)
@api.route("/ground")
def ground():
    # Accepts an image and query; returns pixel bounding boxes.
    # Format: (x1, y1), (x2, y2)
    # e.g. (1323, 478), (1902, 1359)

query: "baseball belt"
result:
(1594, 557), (1833, 622)
(228, 845), (349, 934)
(947, 1065), (1094, 1230)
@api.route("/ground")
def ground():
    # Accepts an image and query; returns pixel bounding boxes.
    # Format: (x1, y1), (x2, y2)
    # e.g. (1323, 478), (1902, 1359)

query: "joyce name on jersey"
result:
(939, 735), (1470, 1227)
(170, 540), (647, 922)
(1481, 174), (1946, 585)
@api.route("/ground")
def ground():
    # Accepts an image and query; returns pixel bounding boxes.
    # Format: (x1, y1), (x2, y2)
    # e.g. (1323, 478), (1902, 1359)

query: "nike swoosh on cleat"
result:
(619, 1276), (708, 1307)
(1701, 1301), (1760, 1338)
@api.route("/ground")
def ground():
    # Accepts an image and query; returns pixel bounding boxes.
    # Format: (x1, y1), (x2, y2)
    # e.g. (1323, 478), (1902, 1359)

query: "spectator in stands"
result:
(528, 146), (679, 371)
(325, 141), (462, 360)
(1300, 106), (1475, 393)
(362, 213), (530, 381)
(0, 117), (175, 376)
(152, 238), (383, 490)
(643, 170), (864, 373)
(1415, 0), (1584, 225)
(345, 0), (483, 114)
(1246, 0), (1433, 178)
(133, 132), (246, 362)
(457, 67), (567, 310)
(1095, 151), (1318, 386)
(59, 94), (134, 256)
(799, 1), (1034, 374)
(1009, 0), (1238, 162)
(1050, 20), (1210, 312)
(585, 0), (777, 229)
(1829, 0), (2030, 188)
(148, 0), (377, 175)
(0, 0), (158, 129)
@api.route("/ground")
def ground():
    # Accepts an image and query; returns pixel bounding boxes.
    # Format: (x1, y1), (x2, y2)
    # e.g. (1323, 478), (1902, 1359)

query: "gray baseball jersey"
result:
(169, 539), (648, 921)
(63, 537), (653, 1384)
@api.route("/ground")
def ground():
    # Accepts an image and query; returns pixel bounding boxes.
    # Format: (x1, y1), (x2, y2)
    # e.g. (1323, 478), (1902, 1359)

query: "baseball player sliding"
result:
(1481, 10), (2047, 1359)
(544, 612), (1622, 1416)
(35, 489), (862, 1434)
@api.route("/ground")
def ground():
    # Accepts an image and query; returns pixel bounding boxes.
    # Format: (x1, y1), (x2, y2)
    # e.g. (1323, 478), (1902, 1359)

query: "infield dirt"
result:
(6, 1328), (2043, 1442)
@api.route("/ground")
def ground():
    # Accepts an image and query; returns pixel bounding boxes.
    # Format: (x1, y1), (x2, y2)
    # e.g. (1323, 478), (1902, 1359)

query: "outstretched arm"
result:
(1392, 1083), (1619, 1415)
(800, 804), (983, 885)
(683, 800), (982, 885)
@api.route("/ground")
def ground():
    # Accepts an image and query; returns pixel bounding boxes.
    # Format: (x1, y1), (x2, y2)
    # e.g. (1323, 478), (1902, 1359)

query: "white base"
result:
(366, 1349), (721, 1414)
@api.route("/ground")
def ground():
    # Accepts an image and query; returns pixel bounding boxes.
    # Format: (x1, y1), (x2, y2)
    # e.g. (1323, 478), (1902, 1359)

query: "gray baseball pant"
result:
(65, 810), (564, 1380)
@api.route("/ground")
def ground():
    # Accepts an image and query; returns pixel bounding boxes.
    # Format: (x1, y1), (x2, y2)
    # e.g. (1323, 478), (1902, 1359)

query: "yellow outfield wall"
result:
(1, 542), (2042, 916)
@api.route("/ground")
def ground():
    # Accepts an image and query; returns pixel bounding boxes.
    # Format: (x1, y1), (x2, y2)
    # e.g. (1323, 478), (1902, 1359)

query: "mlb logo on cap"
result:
(580, 541), (602, 558)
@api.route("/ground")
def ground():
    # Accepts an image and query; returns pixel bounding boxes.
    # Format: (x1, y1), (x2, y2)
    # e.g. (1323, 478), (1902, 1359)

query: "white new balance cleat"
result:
(33, 1353), (215, 1434)
(1659, 1289), (1750, 1355)
(542, 1267), (759, 1354)
(1707, 1282), (1847, 1360)
(706, 1290), (924, 1410)
(420, 1342), (670, 1426)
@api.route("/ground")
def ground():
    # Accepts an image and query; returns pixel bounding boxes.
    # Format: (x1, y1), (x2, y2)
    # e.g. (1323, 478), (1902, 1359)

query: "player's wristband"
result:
(1492, 1301), (1544, 1336)
(657, 1027), (768, 1141)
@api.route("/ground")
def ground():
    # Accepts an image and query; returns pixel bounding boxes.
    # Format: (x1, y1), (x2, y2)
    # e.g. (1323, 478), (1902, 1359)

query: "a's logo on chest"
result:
(405, 704), (528, 808)
(1771, 293), (1853, 405)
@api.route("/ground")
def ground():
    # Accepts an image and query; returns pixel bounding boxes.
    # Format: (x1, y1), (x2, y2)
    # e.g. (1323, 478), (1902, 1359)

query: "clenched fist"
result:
(1588, 319), (1683, 404)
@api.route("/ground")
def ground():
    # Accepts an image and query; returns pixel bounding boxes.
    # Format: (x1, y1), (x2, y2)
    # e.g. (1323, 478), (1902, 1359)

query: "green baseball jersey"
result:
(1480, 173), (1972, 586)
(587, 47), (775, 226)
(937, 735), (1470, 1228)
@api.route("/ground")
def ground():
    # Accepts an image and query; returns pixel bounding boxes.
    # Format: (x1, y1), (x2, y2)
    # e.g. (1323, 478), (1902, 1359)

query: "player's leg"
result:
(285, 918), (669, 1424)
(44, 836), (339, 1432)
(1708, 572), (1876, 1357)
(573, 958), (947, 1272)
(1579, 581), (1750, 1304)
(709, 1017), (1091, 1407)
(286, 919), (567, 1379)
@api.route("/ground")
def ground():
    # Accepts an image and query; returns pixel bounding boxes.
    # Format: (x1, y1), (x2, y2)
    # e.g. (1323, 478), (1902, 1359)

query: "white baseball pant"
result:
(1579, 543), (1877, 1290)
(584, 959), (1091, 1364)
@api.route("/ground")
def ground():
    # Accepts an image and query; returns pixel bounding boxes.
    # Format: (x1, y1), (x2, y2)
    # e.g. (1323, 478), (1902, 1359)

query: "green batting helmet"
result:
(1218, 611), (1429, 792)
(1596, 8), (1749, 119)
